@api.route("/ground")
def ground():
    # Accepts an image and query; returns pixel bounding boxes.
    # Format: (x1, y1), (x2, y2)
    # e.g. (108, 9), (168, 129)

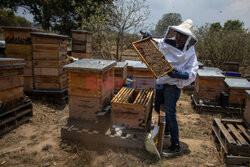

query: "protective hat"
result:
(171, 19), (196, 39)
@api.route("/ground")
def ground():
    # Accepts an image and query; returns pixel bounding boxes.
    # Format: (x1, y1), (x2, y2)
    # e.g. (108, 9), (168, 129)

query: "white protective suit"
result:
(153, 19), (199, 88)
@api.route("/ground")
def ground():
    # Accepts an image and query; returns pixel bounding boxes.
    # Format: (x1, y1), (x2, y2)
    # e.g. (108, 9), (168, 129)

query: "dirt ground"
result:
(0, 92), (225, 167)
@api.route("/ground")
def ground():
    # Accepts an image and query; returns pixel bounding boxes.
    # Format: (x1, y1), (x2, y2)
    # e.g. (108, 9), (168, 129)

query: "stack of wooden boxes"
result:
(63, 59), (116, 121)
(30, 32), (69, 103)
(194, 69), (225, 104)
(71, 30), (93, 59)
(0, 58), (32, 135)
(111, 87), (154, 130)
(223, 78), (250, 107)
(114, 62), (127, 91)
(3, 26), (42, 92)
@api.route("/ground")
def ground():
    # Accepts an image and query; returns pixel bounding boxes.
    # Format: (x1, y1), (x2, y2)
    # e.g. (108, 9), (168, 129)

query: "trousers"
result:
(155, 84), (181, 145)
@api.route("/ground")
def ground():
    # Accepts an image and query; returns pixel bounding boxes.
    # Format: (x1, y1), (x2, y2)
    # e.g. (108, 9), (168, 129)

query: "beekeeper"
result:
(149, 19), (198, 154)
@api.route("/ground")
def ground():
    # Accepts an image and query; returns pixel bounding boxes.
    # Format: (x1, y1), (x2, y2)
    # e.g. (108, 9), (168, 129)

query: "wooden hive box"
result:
(224, 78), (250, 106)
(31, 32), (69, 91)
(111, 87), (154, 130)
(3, 26), (42, 92)
(63, 59), (116, 121)
(244, 90), (250, 125)
(0, 58), (25, 105)
(114, 62), (127, 90)
(222, 62), (240, 72)
(71, 30), (93, 59)
(125, 60), (142, 77)
(195, 69), (225, 102)
(132, 38), (173, 78)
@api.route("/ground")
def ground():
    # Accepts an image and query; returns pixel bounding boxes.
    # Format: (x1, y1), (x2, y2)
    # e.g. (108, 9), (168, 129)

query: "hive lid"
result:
(198, 61), (204, 67)
(115, 62), (128, 68)
(30, 32), (69, 39)
(125, 60), (145, 67)
(198, 69), (225, 78)
(224, 78), (250, 89)
(63, 58), (117, 72)
(203, 67), (223, 73)
(1, 26), (42, 32)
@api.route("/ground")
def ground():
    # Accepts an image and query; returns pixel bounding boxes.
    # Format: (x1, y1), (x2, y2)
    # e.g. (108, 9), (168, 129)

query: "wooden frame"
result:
(132, 37), (173, 78)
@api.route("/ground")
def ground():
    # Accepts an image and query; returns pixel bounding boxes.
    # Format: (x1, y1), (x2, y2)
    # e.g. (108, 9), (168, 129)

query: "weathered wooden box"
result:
(132, 38), (173, 78)
(0, 58), (25, 105)
(114, 62), (127, 90)
(244, 90), (250, 125)
(63, 59), (116, 121)
(111, 87), (154, 130)
(224, 78), (250, 106)
(195, 69), (225, 102)
(71, 30), (93, 59)
(31, 32), (69, 91)
(3, 26), (42, 92)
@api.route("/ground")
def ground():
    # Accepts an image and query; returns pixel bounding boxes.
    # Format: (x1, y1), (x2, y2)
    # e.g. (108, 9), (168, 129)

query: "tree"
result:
(0, 8), (31, 27)
(195, 20), (250, 72)
(154, 13), (182, 37)
(109, 0), (150, 61)
(223, 20), (244, 31)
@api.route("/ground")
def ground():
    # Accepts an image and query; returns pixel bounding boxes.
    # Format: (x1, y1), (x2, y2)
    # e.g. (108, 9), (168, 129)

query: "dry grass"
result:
(0, 91), (224, 167)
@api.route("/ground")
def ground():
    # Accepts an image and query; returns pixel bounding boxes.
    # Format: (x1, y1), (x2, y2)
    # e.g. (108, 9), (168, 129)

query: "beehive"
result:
(3, 26), (42, 92)
(132, 38), (173, 78)
(31, 32), (69, 91)
(224, 78), (250, 106)
(244, 90), (250, 125)
(111, 87), (154, 129)
(63, 59), (116, 121)
(195, 69), (225, 102)
(222, 62), (240, 72)
(125, 60), (142, 77)
(71, 30), (93, 59)
(114, 62), (127, 90)
(0, 58), (25, 105)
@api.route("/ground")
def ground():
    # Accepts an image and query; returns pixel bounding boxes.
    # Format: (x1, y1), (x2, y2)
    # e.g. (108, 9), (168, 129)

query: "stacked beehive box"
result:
(133, 63), (155, 89)
(0, 58), (32, 135)
(125, 60), (143, 77)
(114, 62), (127, 91)
(224, 78), (250, 106)
(3, 26), (42, 92)
(71, 30), (93, 59)
(63, 59), (116, 121)
(195, 69), (225, 102)
(244, 90), (250, 125)
(111, 87), (154, 130)
(31, 32), (68, 92)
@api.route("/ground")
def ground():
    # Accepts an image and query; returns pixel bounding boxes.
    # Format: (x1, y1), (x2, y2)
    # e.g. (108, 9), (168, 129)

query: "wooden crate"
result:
(132, 38), (173, 78)
(3, 26), (42, 92)
(64, 59), (116, 121)
(224, 78), (250, 106)
(0, 58), (25, 105)
(195, 69), (225, 102)
(212, 118), (250, 166)
(114, 62), (127, 91)
(71, 30), (93, 59)
(31, 32), (69, 91)
(244, 90), (250, 125)
(111, 87), (154, 130)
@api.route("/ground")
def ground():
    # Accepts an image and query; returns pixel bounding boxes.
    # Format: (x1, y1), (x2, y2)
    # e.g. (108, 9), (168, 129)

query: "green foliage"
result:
(195, 20), (250, 73)
(153, 13), (182, 37)
(0, 8), (31, 27)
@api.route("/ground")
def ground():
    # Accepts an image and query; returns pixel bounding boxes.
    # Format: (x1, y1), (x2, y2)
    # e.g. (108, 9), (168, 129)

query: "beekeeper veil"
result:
(164, 19), (197, 52)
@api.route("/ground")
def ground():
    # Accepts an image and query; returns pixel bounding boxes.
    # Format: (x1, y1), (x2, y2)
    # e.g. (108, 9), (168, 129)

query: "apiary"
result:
(3, 26), (42, 92)
(132, 38), (173, 78)
(224, 78), (250, 106)
(71, 30), (93, 59)
(114, 62), (127, 91)
(63, 59), (116, 121)
(111, 87), (154, 130)
(31, 32), (68, 91)
(195, 69), (225, 102)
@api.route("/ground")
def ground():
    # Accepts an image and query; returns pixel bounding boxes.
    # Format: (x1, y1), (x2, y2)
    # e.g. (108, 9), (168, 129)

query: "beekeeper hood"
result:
(164, 19), (197, 52)
(154, 19), (199, 88)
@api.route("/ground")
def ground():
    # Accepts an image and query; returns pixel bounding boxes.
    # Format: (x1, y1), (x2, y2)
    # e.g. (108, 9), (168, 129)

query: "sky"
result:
(146, 0), (250, 30)
(16, 0), (250, 30)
